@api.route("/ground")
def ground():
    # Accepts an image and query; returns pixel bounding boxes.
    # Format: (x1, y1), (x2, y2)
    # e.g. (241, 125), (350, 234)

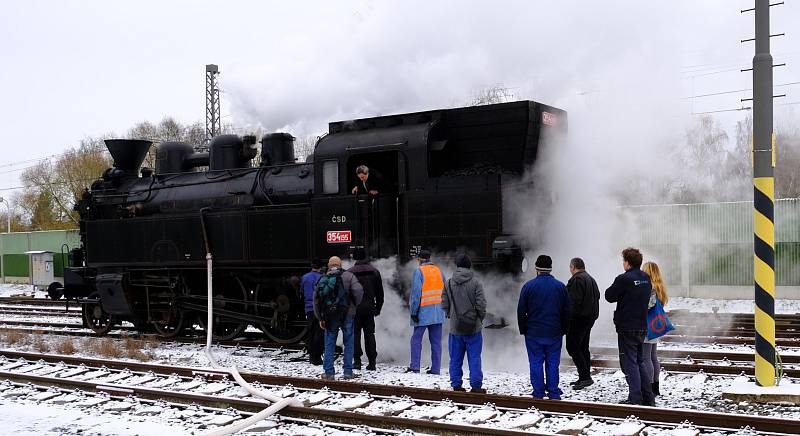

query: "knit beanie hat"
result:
(455, 253), (472, 269)
(535, 255), (553, 272)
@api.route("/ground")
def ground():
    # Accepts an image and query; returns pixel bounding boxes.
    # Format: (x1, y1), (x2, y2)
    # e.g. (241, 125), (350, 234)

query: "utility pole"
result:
(750, 0), (776, 387)
(205, 64), (221, 147)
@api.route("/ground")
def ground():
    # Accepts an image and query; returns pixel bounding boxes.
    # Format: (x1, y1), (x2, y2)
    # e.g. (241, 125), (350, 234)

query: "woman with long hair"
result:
(642, 261), (668, 396)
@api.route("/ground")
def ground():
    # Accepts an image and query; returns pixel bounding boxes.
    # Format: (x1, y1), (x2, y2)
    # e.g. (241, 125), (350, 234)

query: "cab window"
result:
(322, 160), (339, 194)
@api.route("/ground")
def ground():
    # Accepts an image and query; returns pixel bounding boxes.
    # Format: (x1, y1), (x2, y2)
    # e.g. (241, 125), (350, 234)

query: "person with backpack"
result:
(347, 247), (384, 371)
(301, 258), (325, 365)
(407, 249), (446, 374)
(313, 256), (363, 380)
(442, 253), (487, 393)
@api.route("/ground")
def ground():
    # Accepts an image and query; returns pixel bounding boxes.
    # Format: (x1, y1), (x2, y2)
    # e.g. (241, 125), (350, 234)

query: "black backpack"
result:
(316, 271), (349, 330)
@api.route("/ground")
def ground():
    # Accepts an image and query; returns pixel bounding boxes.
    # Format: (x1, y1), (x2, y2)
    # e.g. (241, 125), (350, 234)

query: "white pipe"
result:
(206, 253), (213, 351)
(201, 250), (299, 436)
(201, 397), (296, 436)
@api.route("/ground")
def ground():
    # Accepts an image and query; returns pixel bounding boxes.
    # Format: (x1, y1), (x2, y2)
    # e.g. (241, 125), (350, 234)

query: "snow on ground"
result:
(0, 396), (196, 436)
(9, 330), (772, 422)
(0, 284), (47, 299)
(669, 297), (800, 314)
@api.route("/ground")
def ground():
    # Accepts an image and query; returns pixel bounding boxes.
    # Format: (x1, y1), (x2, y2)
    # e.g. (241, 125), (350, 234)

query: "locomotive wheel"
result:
(197, 276), (248, 341)
(151, 285), (187, 338)
(82, 292), (115, 335)
(255, 284), (308, 344)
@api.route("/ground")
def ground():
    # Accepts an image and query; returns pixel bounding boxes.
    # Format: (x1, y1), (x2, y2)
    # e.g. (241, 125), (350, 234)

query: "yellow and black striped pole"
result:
(752, 0), (776, 387)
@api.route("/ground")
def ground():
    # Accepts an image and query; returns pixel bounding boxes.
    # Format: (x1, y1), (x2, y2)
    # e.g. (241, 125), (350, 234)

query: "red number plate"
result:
(542, 111), (557, 126)
(326, 230), (352, 244)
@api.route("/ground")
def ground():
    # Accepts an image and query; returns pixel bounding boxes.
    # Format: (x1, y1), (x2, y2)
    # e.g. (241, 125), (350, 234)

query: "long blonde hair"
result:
(642, 261), (668, 305)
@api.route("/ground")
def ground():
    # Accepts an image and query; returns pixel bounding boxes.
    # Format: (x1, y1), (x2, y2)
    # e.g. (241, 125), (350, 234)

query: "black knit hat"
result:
(455, 253), (472, 269)
(535, 254), (552, 272)
(418, 249), (432, 260)
(353, 247), (367, 261)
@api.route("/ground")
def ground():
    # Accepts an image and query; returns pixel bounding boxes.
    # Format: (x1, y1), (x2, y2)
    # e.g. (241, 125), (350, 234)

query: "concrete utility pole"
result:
(205, 64), (221, 146)
(751, 0), (776, 387)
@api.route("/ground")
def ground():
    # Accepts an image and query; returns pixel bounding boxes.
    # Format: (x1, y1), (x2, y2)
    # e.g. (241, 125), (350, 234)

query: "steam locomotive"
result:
(63, 100), (566, 343)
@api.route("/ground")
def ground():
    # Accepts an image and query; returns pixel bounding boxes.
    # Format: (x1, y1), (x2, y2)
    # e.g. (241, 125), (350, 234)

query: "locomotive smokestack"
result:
(104, 139), (152, 172)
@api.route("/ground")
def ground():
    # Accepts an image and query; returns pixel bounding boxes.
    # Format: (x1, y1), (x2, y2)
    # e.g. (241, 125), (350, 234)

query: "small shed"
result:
(25, 250), (54, 289)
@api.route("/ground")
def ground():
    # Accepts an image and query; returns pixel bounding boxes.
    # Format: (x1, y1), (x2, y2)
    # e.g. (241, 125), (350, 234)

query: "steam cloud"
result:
(224, 1), (781, 370)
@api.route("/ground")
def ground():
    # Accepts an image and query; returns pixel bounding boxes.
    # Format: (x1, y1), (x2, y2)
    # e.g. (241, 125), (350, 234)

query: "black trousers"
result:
(305, 312), (324, 362)
(565, 319), (594, 380)
(353, 311), (377, 364)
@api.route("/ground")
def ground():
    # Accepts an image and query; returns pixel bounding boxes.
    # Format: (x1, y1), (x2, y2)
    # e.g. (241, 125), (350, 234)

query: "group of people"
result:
(517, 248), (668, 405)
(300, 245), (669, 406)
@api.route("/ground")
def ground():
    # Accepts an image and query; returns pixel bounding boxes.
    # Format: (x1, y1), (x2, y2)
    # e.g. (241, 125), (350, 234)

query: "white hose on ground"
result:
(201, 252), (300, 436)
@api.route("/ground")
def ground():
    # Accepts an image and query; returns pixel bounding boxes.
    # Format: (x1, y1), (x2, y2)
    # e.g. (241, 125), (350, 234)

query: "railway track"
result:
(2, 320), (797, 379)
(0, 349), (796, 435)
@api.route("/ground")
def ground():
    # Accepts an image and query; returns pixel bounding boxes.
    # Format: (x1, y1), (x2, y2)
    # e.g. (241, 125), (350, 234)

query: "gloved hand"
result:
(411, 314), (419, 323)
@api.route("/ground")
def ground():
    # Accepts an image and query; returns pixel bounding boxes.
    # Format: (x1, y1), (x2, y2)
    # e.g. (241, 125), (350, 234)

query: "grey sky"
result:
(1, 0), (798, 192)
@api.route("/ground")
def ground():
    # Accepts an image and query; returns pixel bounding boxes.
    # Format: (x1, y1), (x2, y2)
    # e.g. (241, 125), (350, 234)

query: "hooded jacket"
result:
(566, 270), (600, 322)
(442, 267), (487, 335)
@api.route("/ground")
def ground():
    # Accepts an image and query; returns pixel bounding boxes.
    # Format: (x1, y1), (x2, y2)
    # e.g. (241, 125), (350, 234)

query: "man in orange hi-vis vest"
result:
(407, 249), (446, 374)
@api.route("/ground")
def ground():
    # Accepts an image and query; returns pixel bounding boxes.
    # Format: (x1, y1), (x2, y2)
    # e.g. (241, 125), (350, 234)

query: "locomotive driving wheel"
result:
(82, 291), (115, 335)
(197, 276), (249, 341)
(255, 283), (308, 344)
(151, 282), (187, 338)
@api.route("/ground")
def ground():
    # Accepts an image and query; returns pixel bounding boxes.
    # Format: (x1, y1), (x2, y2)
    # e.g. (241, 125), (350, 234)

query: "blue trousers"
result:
(410, 323), (442, 374)
(525, 335), (563, 399)
(323, 316), (354, 376)
(448, 332), (483, 389)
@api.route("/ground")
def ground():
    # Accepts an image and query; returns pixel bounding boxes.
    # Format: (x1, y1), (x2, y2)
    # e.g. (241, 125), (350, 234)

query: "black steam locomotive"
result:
(64, 100), (566, 343)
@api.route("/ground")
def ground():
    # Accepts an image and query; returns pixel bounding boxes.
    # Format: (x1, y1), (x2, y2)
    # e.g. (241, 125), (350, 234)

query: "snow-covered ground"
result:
(668, 297), (800, 314)
(0, 284), (47, 299)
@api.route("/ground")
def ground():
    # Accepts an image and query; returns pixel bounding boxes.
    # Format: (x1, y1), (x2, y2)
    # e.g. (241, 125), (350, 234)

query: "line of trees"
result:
(2, 117), (217, 232)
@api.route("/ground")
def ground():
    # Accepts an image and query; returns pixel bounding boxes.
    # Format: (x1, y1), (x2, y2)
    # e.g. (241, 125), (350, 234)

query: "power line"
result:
(683, 80), (800, 99)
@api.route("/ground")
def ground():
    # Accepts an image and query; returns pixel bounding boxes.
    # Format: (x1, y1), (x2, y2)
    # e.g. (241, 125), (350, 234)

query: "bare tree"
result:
(468, 85), (517, 106)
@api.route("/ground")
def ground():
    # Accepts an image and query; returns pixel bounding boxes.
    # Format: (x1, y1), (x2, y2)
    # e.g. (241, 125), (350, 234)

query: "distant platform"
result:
(722, 378), (800, 404)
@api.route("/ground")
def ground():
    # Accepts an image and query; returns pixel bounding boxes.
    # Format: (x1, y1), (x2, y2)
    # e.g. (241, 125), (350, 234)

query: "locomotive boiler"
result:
(63, 100), (566, 343)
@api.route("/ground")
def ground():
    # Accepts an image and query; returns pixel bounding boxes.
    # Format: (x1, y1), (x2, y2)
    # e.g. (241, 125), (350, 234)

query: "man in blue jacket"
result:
(517, 255), (570, 400)
(407, 249), (446, 374)
(301, 259), (324, 365)
(605, 247), (655, 406)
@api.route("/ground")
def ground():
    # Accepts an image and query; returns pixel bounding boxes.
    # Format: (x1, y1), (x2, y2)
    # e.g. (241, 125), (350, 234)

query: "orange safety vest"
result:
(419, 264), (444, 307)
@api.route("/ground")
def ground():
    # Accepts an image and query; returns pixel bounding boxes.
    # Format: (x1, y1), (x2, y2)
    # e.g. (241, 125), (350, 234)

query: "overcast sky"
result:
(1, 0), (798, 193)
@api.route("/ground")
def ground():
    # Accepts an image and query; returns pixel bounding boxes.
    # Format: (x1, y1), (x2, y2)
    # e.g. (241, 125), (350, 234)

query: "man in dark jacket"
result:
(605, 247), (655, 406)
(314, 256), (364, 380)
(565, 257), (600, 389)
(517, 255), (570, 400)
(442, 253), (487, 393)
(347, 247), (384, 371)
(301, 259), (325, 365)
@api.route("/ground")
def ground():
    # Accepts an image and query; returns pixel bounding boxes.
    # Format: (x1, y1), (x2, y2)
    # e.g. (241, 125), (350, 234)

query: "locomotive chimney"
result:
(105, 139), (152, 172)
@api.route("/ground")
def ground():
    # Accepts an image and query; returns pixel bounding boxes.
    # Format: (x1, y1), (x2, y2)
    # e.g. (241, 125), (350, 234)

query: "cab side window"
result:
(322, 160), (339, 194)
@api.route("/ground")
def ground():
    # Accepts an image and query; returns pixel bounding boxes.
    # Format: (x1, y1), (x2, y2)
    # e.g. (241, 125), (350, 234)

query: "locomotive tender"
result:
(64, 100), (566, 343)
